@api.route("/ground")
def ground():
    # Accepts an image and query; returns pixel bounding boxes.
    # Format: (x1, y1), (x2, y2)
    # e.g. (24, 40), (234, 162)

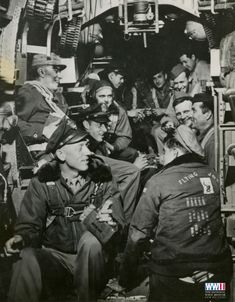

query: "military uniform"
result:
(199, 125), (215, 170)
(106, 103), (138, 162)
(15, 83), (68, 145)
(78, 105), (140, 224)
(188, 60), (211, 95)
(8, 165), (124, 302)
(120, 153), (232, 302)
(7, 119), (125, 302)
(88, 136), (140, 224)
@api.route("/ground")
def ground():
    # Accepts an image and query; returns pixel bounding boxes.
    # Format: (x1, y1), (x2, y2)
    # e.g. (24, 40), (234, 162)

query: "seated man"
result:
(119, 125), (232, 302)
(90, 80), (138, 163)
(15, 53), (68, 152)
(78, 103), (143, 224)
(98, 63), (125, 106)
(172, 93), (194, 128)
(151, 64), (190, 155)
(5, 118), (125, 302)
(192, 93), (215, 170)
(151, 67), (172, 112)
(178, 45), (211, 94)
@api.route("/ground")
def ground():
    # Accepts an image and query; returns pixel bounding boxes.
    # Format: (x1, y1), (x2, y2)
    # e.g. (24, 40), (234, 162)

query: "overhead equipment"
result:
(118, 0), (161, 47)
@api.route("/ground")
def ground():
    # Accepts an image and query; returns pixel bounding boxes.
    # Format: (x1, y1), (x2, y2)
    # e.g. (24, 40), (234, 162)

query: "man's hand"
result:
(97, 200), (116, 226)
(104, 141), (115, 154)
(4, 235), (24, 256)
(79, 204), (96, 221)
(152, 108), (166, 116)
(133, 153), (148, 170)
(128, 109), (145, 120)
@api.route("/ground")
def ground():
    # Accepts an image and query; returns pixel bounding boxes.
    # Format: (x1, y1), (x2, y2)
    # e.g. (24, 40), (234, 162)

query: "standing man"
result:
(15, 53), (68, 151)
(178, 47), (211, 95)
(5, 119), (125, 302)
(119, 125), (232, 302)
(192, 93), (215, 170)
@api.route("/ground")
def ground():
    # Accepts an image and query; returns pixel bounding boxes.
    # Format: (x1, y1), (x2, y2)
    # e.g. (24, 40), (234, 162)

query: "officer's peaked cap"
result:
(46, 118), (88, 154)
(79, 104), (110, 123)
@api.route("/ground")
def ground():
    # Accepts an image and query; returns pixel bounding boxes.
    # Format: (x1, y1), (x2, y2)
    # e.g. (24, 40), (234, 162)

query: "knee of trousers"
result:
(77, 231), (103, 256)
(18, 247), (39, 265)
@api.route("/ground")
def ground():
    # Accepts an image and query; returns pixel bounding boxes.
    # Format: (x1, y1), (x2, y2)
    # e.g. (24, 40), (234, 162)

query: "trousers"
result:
(8, 231), (107, 302)
(102, 156), (140, 224)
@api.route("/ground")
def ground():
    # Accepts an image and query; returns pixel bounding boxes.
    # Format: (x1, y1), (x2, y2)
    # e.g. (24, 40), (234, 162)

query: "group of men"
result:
(3, 49), (232, 302)
(150, 47), (214, 169)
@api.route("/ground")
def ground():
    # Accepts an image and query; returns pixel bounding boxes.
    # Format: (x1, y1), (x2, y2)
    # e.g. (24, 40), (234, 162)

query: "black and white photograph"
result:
(0, 0), (235, 301)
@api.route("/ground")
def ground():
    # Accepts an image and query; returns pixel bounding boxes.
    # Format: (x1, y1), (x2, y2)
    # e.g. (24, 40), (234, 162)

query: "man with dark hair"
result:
(15, 53), (68, 151)
(105, 65), (125, 90)
(178, 46), (211, 94)
(5, 118), (125, 302)
(119, 125), (232, 302)
(151, 68), (171, 111)
(151, 64), (193, 156)
(192, 93), (215, 169)
(99, 63), (125, 104)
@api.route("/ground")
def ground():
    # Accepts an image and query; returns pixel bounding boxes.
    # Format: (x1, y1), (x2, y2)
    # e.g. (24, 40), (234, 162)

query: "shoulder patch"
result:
(199, 177), (214, 194)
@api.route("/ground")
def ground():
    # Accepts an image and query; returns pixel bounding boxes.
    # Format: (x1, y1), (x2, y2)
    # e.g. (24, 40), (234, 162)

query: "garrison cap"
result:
(32, 53), (67, 71)
(46, 118), (88, 154)
(173, 92), (193, 107)
(174, 124), (204, 157)
(105, 63), (125, 76)
(170, 64), (186, 80)
(78, 104), (110, 123)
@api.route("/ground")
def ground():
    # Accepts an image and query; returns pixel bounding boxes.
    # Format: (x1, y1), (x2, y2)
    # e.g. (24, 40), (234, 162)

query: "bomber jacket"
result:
(106, 102), (132, 152)
(15, 83), (68, 145)
(14, 164), (125, 253)
(120, 154), (231, 284)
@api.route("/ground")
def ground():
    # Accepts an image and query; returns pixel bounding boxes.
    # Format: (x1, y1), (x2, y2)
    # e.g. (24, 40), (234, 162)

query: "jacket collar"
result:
(160, 153), (205, 173)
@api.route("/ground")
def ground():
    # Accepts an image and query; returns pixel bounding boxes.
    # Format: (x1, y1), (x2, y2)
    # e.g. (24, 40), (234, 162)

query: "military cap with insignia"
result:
(170, 64), (187, 80)
(46, 118), (88, 154)
(78, 104), (111, 124)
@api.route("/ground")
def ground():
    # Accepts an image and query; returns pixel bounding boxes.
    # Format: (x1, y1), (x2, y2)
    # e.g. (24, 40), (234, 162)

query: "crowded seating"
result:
(0, 38), (232, 302)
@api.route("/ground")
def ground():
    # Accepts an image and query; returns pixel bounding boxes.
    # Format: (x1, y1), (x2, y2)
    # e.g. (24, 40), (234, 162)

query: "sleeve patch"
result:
(199, 178), (214, 194)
